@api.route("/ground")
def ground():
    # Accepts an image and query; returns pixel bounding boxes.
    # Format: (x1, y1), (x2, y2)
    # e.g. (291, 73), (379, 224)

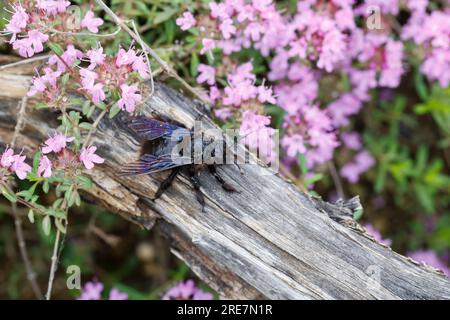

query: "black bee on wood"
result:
(120, 117), (237, 211)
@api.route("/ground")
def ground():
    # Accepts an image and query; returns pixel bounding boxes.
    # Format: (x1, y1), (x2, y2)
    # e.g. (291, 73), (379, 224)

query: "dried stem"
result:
(45, 227), (62, 300)
(93, 0), (207, 104)
(81, 108), (108, 149)
(327, 160), (345, 200)
(9, 96), (44, 299)
(0, 54), (51, 71)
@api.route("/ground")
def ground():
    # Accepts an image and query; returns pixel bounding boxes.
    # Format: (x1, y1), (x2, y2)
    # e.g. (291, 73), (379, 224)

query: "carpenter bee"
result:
(120, 117), (237, 211)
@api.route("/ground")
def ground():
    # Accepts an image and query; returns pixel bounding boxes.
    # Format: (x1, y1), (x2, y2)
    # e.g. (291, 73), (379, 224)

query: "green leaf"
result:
(33, 151), (42, 174)
(54, 219), (67, 234)
(28, 209), (35, 224)
(79, 122), (93, 130)
(153, 7), (177, 25)
(43, 180), (50, 194)
(42, 215), (51, 236)
(48, 42), (64, 56)
(190, 53), (199, 77)
(61, 73), (70, 86)
(414, 69), (429, 101)
(109, 104), (121, 119)
(35, 102), (49, 110)
(297, 154), (308, 175)
(77, 176), (93, 189)
(82, 101), (91, 115)
(1, 186), (17, 203)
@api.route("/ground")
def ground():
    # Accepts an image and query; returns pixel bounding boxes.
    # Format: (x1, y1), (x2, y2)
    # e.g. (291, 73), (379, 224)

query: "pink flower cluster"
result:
(402, 6), (450, 87)
(3, 2), (103, 58)
(175, 0), (412, 178)
(162, 279), (213, 300)
(0, 146), (32, 180)
(78, 280), (128, 300)
(38, 133), (104, 175)
(28, 44), (148, 111)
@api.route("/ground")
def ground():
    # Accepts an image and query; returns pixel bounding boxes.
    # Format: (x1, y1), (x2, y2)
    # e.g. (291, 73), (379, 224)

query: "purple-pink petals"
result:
(79, 146), (105, 170)
(364, 224), (392, 247)
(162, 279), (213, 300)
(42, 133), (75, 154)
(0, 146), (31, 180)
(78, 281), (128, 300)
(408, 250), (450, 277)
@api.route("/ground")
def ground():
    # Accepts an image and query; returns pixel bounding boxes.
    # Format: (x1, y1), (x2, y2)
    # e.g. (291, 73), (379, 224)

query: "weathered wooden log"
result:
(1, 58), (450, 300)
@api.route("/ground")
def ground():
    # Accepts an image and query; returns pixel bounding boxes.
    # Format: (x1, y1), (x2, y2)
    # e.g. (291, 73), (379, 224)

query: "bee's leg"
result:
(153, 167), (181, 200)
(208, 166), (237, 192)
(188, 167), (205, 212)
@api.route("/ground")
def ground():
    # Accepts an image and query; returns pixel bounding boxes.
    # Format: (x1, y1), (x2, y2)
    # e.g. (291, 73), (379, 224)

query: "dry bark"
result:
(1, 58), (450, 300)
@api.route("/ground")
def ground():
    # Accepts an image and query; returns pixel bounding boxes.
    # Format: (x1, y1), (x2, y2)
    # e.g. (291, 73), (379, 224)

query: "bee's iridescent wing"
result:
(120, 154), (190, 176)
(129, 117), (190, 141)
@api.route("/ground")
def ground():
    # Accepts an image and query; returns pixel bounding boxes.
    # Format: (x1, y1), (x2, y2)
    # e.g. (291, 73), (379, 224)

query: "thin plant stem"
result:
(0, 54), (51, 71)
(327, 160), (345, 200)
(9, 96), (44, 299)
(82, 108), (108, 149)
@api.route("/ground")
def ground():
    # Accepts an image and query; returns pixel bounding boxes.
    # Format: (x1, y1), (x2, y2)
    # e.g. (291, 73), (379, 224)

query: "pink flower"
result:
(176, 11), (196, 31)
(10, 154), (31, 180)
(37, 0), (70, 15)
(117, 84), (141, 113)
(220, 19), (236, 40)
(200, 38), (216, 55)
(49, 45), (83, 72)
(81, 10), (104, 33)
(257, 85), (276, 104)
(408, 250), (450, 277)
(42, 133), (75, 154)
(86, 47), (106, 69)
(132, 55), (150, 79)
(80, 68), (98, 89)
(340, 150), (375, 183)
(209, 2), (229, 20)
(27, 30), (49, 54)
(364, 224), (392, 246)
(116, 47), (138, 67)
(214, 108), (232, 120)
(79, 146), (104, 170)
(89, 83), (106, 104)
(281, 134), (306, 158)
(12, 38), (34, 58)
(5, 4), (28, 42)
(77, 281), (103, 300)
(162, 280), (213, 300)
(28, 75), (47, 97)
(37, 155), (52, 178)
(108, 288), (128, 300)
(1, 146), (15, 168)
(78, 281), (128, 300)
(196, 64), (216, 86)
(341, 132), (362, 150)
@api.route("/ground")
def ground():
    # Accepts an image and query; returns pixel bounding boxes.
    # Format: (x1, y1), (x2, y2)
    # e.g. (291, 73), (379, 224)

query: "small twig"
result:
(82, 108), (108, 149)
(9, 95), (44, 299)
(327, 160), (345, 200)
(45, 187), (72, 300)
(45, 227), (62, 300)
(93, 0), (208, 104)
(0, 54), (51, 71)
(49, 26), (122, 38)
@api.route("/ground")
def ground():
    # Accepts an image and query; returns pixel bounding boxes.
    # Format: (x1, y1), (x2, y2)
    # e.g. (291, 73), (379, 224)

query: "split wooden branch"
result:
(1, 62), (450, 299)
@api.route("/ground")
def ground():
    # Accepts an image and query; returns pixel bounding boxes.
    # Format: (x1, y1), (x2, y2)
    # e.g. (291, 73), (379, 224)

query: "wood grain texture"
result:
(1, 62), (450, 300)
